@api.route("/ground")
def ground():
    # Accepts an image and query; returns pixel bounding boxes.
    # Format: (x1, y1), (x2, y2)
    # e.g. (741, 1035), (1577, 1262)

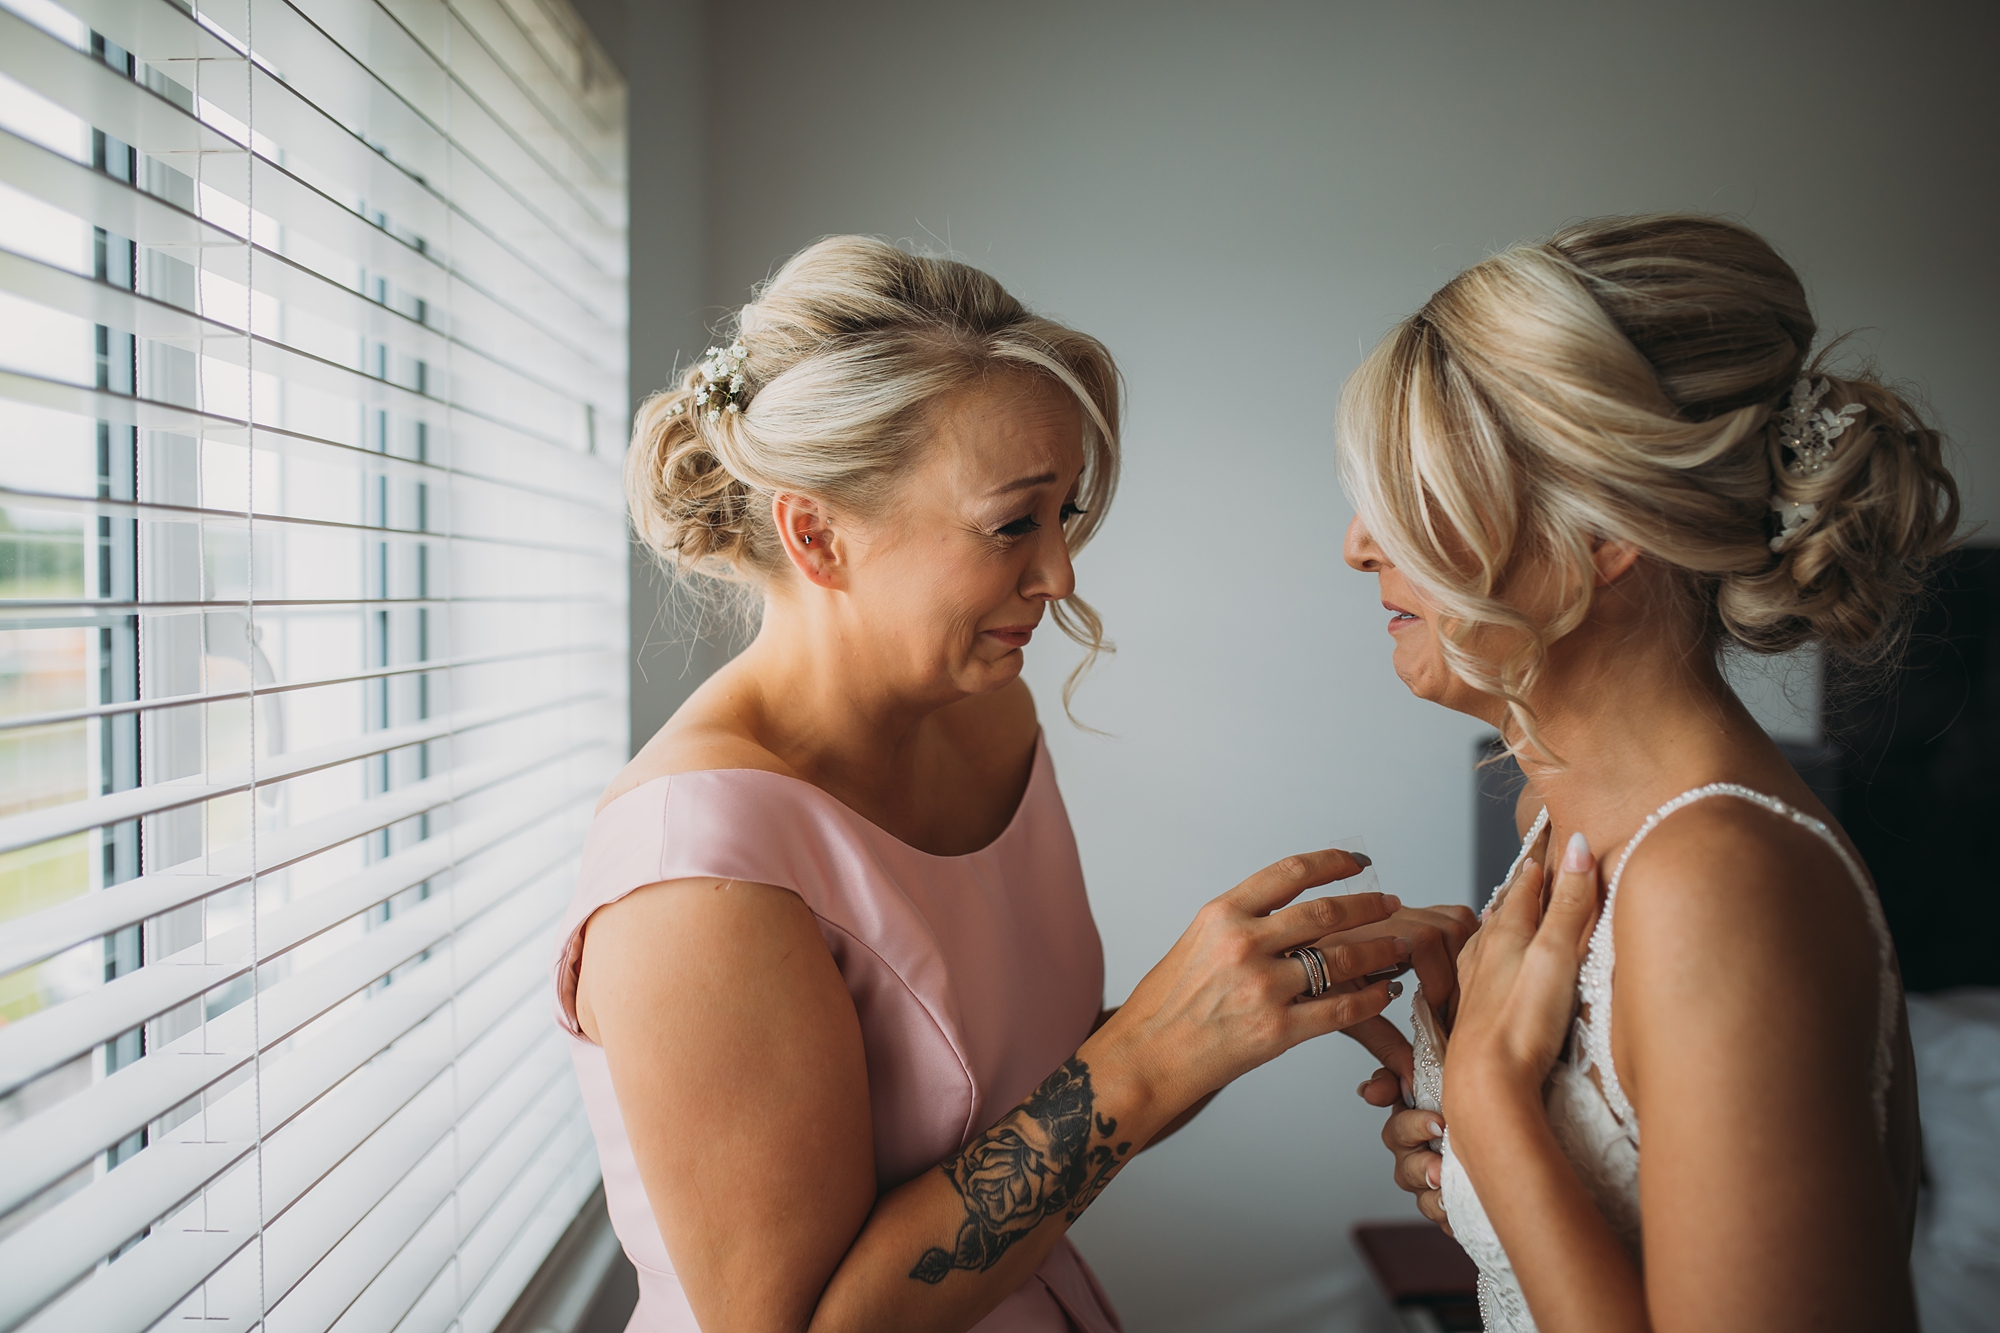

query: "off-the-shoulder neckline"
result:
(594, 730), (1048, 863)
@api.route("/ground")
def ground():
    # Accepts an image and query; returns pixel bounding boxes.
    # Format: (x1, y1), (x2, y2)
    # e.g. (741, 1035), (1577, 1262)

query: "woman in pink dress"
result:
(552, 237), (1476, 1332)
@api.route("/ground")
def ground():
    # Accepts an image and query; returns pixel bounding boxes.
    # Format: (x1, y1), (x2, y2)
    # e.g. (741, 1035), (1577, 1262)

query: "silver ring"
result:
(1285, 946), (1331, 999)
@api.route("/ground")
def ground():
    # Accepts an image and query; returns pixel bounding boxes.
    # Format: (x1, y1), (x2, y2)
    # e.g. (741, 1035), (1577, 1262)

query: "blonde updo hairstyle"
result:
(626, 236), (1122, 712)
(1338, 214), (1959, 759)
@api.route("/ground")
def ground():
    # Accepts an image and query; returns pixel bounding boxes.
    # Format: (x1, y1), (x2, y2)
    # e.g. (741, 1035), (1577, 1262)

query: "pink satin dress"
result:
(552, 733), (1123, 1332)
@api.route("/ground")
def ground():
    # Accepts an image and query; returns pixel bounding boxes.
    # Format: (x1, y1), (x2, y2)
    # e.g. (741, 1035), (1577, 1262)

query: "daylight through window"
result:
(0, 0), (628, 1327)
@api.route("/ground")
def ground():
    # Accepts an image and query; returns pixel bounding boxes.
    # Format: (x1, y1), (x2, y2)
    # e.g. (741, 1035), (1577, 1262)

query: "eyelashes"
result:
(996, 503), (1086, 539)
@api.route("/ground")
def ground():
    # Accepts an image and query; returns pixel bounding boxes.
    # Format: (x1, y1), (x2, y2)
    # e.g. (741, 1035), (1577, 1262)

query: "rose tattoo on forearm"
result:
(909, 1057), (1134, 1284)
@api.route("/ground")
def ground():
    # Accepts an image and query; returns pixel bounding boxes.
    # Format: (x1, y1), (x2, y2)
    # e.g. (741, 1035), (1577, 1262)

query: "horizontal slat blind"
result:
(0, 0), (626, 1326)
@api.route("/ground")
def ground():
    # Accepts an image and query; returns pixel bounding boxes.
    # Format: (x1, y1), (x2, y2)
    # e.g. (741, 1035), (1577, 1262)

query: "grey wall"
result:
(620, 0), (740, 751)
(613, 3), (1999, 1328)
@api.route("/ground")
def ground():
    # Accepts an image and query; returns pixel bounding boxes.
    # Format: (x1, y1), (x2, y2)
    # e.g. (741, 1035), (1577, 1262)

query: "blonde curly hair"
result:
(625, 236), (1123, 714)
(1338, 214), (1960, 760)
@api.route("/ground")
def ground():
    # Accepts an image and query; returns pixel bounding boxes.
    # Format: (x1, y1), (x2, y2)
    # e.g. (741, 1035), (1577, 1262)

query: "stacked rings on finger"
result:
(1285, 946), (1331, 999)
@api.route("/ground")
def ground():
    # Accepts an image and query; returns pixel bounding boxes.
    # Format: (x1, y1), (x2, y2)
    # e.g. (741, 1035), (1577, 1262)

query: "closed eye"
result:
(996, 501), (1085, 540)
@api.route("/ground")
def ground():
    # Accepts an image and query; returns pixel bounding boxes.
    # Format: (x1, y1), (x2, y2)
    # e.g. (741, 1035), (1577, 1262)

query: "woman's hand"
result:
(1443, 834), (1602, 1112)
(1341, 901), (1480, 1102)
(1090, 850), (1408, 1120)
(1381, 1105), (1453, 1233)
(1338, 902), (1476, 1236)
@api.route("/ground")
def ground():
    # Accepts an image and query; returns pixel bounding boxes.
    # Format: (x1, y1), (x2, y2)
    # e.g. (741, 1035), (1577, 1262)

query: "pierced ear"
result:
(773, 493), (839, 588)
(1589, 536), (1643, 587)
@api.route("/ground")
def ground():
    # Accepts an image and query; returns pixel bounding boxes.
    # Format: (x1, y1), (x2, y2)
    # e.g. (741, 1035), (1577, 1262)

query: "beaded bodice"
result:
(1407, 784), (1900, 1333)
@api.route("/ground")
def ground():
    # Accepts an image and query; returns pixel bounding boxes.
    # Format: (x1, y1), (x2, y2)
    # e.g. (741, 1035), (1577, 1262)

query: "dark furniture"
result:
(1353, 1222), (1483, 1332)
(1826, 546), (2000, 993)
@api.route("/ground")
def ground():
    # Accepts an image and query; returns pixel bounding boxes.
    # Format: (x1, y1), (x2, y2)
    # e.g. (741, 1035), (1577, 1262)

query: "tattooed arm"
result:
(579, 852), (1405, 1333)
(908, 1058), (1135, 1285)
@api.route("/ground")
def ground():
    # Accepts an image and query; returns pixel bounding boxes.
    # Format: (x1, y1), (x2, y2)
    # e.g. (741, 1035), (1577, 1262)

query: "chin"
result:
(954, 649), (1024, 696)
(1393, 649), (1457, 708)
(982, 652), (1027, 690)
(1391, 646), (1432, 694)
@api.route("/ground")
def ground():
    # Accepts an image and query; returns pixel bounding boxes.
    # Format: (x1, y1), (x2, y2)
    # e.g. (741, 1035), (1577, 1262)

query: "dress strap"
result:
(1481, 805), (1550, 918)
(1575, 783), (1898, 1139)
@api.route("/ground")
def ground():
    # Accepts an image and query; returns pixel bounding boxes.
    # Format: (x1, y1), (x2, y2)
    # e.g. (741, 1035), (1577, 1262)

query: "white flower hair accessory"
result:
(667, 342), (751, 422)
(1767, 377), (1866, 553)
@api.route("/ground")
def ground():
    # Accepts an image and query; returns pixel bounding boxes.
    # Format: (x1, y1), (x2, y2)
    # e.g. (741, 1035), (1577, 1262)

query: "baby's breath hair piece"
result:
(667, 342), (751, 422)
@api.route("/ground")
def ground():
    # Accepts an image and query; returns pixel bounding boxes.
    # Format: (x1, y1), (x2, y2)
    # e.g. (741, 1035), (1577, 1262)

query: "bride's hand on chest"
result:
(1442, 834), (1604, 1117)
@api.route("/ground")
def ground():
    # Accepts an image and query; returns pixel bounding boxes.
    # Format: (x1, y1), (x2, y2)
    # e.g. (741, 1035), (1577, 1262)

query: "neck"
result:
(1511, 616), (1769, 851)
(733, 588), (962, 792)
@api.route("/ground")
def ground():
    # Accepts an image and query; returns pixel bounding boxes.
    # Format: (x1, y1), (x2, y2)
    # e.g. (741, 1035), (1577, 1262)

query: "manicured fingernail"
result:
(1382, 893), (1401, 910)
(1427, 1163), (1441, 1189)
(1393, 937), (1414, 957)
(1350, 852), (1373, 868)
(1426, 1119), (1445, 1139)
(1357, 1081), (1373, 1097)
(1564, 831), (1591, 873)
(1387, 980), (1404, 999)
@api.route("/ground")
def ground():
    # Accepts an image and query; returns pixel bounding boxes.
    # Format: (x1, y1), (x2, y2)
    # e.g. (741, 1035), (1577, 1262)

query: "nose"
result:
(1023, 529), (1078, 603)
(1343, 513), (1385, 572)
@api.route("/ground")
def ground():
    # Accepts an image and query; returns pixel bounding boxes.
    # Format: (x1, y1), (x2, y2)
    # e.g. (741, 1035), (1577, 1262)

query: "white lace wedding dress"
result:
(1408, 784), (1900, 1332)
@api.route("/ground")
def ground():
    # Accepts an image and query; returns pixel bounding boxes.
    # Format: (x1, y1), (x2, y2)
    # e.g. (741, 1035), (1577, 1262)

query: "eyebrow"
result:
(990, 471), (1058, 495)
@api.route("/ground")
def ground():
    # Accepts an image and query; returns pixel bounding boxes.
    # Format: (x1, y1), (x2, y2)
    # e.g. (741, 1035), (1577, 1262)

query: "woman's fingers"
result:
(1225, 850), (1386, 919)
(1262, 889), (1400, 951)
(1341, 1016), (1415, 1090)
(1400, 1147), (1445, 1195)
(1309, 933), (1409, 984)
(1542, 833), (1603, 958)
(1357, 1065), (1402, 1108)
(1487, 854), (1543, 922)
(1418, 1190), (1454, 1235)
(1443, 835), (1604, 1094)
(1382, 1106), (1447, 1194)
(1384, 1104), (1444, 1152)
(1392, 911), (1473, 1009)
(1381, 1108), (1454, 1228)
(1490, 855), (1546, 938)
(1285, 978), (1396, 1041)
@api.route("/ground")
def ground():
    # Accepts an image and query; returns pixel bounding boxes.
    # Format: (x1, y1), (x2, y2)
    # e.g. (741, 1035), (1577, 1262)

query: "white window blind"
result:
(0, 0), (628, 1326)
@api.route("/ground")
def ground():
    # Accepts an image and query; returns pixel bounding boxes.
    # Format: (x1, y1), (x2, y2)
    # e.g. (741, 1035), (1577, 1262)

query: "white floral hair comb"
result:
(1768, 378), (1866, 552)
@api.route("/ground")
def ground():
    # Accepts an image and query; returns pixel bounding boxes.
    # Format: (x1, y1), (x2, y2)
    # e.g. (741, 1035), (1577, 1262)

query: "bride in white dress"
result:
(1336, 214), (1958, 1332)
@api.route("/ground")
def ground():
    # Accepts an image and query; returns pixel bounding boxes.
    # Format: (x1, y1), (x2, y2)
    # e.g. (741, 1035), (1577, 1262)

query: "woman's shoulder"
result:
(596, 669), (800, 814)
(1615, 794), (1857, 919)
(1607, 795), (1882, 1016)
(1614, 794), (1857, 911)
(596, 725), (796, 813)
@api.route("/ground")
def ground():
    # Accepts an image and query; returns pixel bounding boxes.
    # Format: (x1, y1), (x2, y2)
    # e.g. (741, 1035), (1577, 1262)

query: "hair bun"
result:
(624, 384), (765, 580)
(1719, 371), (1960, 658)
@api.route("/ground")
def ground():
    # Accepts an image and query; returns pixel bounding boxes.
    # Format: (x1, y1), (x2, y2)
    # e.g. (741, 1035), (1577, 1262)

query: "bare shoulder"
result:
(1610, 797), (1880, 1016)
(597, 668), (797, 813)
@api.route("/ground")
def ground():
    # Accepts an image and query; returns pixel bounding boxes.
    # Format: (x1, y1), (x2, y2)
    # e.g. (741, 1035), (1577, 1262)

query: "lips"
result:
(1383, 601), (1420, 632)
(983, 626), (1036, 649)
